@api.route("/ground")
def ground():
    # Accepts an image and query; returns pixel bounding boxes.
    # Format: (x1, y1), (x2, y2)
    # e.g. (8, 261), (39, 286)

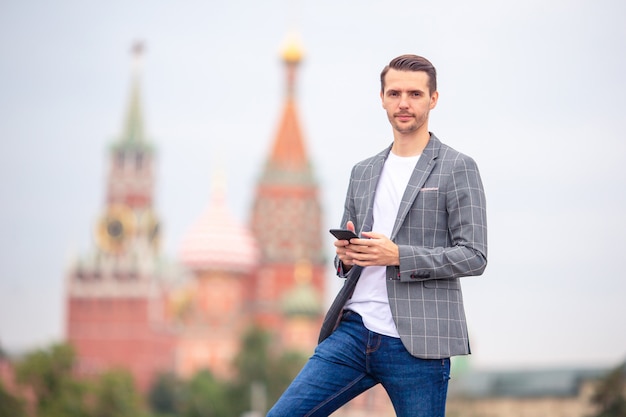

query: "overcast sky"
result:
(1, 0), (625, 371)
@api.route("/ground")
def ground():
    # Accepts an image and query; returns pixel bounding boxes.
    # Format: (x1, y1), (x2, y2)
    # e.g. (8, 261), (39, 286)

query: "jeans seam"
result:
(304, 373), (368, 417)
(366, 332), (382, 354)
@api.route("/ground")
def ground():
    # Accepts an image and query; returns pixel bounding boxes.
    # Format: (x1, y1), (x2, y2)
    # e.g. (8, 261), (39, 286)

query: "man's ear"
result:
(430, 91), (439, 109)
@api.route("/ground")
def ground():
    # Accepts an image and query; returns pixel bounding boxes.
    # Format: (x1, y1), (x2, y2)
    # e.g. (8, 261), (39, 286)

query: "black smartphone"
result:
(329, 229), (359, 240)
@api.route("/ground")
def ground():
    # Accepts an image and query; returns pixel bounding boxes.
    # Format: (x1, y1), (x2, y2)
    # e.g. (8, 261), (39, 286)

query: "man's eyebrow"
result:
(385, 88), (425, 94)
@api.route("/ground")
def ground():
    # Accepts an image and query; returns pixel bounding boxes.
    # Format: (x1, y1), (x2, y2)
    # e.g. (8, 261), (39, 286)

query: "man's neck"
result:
(391, 130), (430, 157)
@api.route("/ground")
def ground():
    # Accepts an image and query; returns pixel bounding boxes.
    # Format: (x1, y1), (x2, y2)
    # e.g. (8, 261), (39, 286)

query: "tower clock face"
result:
(106, 219), (124, 238)
(95, 205), (135, 253)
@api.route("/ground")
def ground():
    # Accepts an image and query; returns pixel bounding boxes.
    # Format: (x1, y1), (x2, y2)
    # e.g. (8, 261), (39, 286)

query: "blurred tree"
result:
(180, 369), (231, 417)
(268, 350), (307, 401)
(233, 327), (273, 384)
(231, 327), (307, 415)
(589, 360), (626, 417)
(15, 343), (89, 417)
(148, 372), (184, 417)
(145, 328), (309, 417)
(90, 368), (148, 417)
(0, 380), (28, 417)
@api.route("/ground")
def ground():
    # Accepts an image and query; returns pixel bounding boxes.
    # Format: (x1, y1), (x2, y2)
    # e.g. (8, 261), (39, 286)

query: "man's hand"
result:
(333, 221), (400, 268)
(346, 231), (400, 267)
(334, 221), (357, 270)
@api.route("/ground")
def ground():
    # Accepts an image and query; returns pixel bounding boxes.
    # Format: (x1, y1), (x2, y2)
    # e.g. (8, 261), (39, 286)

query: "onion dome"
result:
(281, 31), (303, 64)
(281, 284), (322, 317)
(179, 172), (259, 273)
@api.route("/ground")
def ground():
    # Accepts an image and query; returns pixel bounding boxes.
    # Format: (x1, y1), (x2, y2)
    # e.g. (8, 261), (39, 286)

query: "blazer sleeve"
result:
(334, 165), (360, 278)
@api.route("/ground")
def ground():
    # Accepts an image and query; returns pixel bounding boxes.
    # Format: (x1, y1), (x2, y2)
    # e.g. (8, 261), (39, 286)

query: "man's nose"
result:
(399, 94), (409, 108)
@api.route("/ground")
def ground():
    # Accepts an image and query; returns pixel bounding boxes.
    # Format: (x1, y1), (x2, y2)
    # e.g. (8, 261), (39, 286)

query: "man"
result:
(267, 54), (487, 417)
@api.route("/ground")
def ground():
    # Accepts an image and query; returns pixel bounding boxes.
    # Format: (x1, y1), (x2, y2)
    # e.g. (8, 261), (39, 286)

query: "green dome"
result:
(281, 282), (322, 318)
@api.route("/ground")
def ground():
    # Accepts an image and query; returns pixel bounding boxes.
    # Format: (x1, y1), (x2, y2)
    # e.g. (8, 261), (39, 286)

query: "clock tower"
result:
(65, 44), (175, 392)
(96, 42), (160, 256)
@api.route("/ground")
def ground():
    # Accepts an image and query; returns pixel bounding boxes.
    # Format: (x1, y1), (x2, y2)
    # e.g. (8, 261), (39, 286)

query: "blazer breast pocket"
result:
(416, 187), (442, 209)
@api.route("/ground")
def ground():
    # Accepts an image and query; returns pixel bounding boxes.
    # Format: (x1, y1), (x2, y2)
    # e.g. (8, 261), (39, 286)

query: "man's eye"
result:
(412, 92), (421, 97)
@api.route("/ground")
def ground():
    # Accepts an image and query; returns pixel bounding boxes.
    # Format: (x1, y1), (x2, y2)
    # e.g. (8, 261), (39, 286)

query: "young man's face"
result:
(380, 69), (438, 136)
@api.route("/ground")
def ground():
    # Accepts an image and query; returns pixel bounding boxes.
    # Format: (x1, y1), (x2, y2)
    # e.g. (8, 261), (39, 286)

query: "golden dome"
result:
(281, 32), (303, 64)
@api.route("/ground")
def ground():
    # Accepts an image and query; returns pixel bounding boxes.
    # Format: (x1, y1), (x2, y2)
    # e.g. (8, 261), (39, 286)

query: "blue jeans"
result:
(267, 311), (450, 417)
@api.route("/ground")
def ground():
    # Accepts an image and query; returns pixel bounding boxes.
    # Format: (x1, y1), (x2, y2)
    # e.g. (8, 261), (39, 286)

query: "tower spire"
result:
(281, 32), (303, 97)
(120, 41), (146, 145)
(106, 42), (155, 209)
(265, 32), (309, 177)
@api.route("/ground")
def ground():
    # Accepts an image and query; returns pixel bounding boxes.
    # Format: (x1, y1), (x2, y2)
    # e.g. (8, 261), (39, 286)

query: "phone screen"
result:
(329, 229), (359, 240)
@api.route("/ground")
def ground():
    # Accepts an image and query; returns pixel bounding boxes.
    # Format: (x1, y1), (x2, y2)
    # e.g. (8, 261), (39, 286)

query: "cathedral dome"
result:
(179, 174), (259, 274)
(280, 260), (322, 317)
(281, 282), (322, 317)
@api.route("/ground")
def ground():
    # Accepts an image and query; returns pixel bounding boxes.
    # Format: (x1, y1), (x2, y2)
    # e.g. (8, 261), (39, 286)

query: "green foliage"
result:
(15, 343), (74, 399)
(15, 343), (89, 417)
(0, 380), (28, 417)
(90, 369), (146, 417)
(267, 350), (307, 401)
(13, 343), (148, 417)
(180, 369), (231, 417)
(233, 327), (273, 384)
(147, 372), (184, 417)
(230, 327), (308, 414)
(11, 330), (311, 417)
(589, 361), (626, 417)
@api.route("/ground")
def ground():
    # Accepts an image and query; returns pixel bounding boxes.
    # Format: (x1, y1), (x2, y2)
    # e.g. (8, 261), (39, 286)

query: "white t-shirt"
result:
(345, 151), (421, 337)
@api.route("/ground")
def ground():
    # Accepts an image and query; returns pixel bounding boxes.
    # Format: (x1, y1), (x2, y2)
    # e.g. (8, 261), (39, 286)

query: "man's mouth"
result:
(395, 113), (413, 121)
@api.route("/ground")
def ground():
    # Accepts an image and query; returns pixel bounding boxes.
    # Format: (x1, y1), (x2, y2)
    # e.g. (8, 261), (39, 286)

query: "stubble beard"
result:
(389, 112), (428, 135)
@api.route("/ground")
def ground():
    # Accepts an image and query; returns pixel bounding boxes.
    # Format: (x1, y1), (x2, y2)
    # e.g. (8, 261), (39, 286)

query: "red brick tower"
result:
(249, 34), (326, 351)
(65, 44), (175, 391)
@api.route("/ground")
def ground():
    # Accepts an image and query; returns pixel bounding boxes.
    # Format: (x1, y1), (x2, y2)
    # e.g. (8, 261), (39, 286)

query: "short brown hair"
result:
(380, 54), (437, 95)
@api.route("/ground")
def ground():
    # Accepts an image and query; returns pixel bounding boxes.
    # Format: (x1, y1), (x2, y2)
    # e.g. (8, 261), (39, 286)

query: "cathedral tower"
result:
(249, 34), (325, 349)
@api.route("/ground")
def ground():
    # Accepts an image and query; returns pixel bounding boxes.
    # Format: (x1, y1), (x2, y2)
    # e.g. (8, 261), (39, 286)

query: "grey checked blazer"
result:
(319, 134), (488, 359)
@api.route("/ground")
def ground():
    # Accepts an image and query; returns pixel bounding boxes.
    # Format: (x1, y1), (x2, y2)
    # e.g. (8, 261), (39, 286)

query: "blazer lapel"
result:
(390, 136), (441, 240)
(360, 148), (388, 234)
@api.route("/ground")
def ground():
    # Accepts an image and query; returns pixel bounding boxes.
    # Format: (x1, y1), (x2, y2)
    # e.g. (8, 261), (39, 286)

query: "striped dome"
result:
(179, 178), (259, 273)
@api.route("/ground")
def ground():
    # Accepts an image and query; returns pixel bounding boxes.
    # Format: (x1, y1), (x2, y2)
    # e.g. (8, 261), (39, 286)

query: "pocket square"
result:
(420, 187), (439, 191)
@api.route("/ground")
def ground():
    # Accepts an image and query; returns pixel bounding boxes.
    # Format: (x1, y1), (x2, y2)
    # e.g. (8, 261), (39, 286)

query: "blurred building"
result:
(176, 171), (260, 380)
(445, 368), (608, 417)
(64, 36), (325, 392)
(328, 367), (612, 417)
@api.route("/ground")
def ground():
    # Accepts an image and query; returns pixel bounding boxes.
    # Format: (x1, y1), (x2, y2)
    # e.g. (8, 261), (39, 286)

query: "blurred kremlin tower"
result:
(65, 34), (326, 390)
(65, 43), (177, 391)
